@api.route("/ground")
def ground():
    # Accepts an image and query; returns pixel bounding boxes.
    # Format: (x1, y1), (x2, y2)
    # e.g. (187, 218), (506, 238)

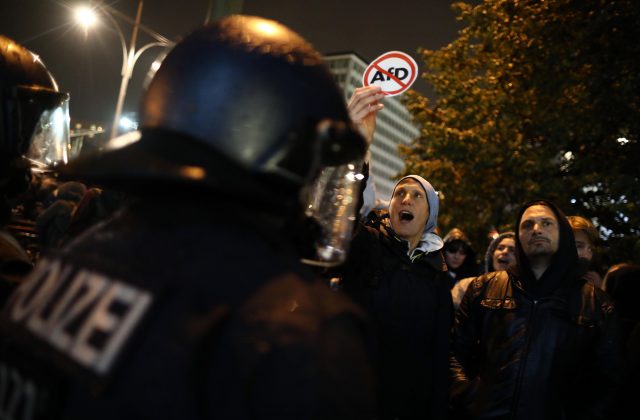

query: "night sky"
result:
(1, 0), (460, 125)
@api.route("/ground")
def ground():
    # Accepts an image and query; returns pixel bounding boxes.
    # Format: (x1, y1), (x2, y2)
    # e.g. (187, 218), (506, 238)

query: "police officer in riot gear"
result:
(0, 35), (70, 302)
(0, 16), (375, 419)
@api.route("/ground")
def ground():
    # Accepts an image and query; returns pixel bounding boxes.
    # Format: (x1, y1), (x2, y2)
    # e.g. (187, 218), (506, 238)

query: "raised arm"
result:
(347, 86), (384, 147)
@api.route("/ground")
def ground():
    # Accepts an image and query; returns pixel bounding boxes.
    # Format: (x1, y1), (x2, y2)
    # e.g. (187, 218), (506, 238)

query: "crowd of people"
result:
(0, 14), (638, 420)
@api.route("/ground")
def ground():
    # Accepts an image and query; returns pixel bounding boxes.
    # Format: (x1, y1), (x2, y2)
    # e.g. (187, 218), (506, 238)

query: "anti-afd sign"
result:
(362, 51), (418, 97)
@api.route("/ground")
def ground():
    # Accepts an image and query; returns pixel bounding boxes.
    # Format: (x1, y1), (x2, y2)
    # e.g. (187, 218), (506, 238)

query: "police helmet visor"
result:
(17, 87), (70, 171)
(4, 85), (71, 171)
(300, 120), (366, 267)
(301, 161), (364, 267)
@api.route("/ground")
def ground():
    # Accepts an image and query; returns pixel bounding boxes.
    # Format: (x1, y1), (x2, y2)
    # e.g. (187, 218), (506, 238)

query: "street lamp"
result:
(74, 6), (97, 28)
(74, 1), (174, 139)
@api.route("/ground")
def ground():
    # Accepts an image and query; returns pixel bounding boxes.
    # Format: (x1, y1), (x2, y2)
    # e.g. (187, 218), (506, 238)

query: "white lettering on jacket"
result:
(6, 258), (152, 375)
(0, 362), (37, 420)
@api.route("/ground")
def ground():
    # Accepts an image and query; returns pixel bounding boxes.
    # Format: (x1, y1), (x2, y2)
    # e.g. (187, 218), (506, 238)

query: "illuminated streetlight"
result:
(74, 6), (98, 28)
(73, 1), (173, 139)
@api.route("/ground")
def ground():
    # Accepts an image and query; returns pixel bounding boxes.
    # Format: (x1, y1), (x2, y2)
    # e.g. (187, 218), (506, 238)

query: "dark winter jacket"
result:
(603, 263), (640, 419)
(0, 229), (32, 305)
(0, 197), (376, 420)
(449, 200), (621, 420)
(340, 219), (452, 420)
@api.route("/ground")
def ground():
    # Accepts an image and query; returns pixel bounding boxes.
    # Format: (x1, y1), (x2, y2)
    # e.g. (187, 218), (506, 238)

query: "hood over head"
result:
(390, 175), (443, 255)
(484, 231), (515, 273)
(514, 199), (586, 298)
(443, 228), (475, 255)
(442, 227), (478, 276)
(391, 175), (439, 233)
(443, 227), (472, 245)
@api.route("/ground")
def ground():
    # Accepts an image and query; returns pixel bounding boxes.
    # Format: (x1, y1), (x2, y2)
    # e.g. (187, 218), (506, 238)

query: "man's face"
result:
(518, 205), (560, 259)
(492, 237), (516, 271)
(574, 230), (594, 261)
(389, 179), (429, 246)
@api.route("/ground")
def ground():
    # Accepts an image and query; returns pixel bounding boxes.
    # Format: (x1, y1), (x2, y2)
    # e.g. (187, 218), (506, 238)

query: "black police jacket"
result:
(337, 222), (452, 420)
(0, 198), (376, 420)
(0, 229), (33, 305)
(450, 270), (620, 420)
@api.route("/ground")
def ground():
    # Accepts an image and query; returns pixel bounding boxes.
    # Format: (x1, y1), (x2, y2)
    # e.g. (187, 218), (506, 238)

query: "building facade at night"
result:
(324, 52), (420, 202)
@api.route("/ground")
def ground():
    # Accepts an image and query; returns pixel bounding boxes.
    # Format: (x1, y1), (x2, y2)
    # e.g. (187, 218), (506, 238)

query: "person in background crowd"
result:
(35, 180), (86, 250)
(483, 232), (516, 274)
(0, 35), (70, 303)
(63, 186), (128, 241)
(450, 200), (620, 419)
(0, 17), (376, 419)
(567, 215), (603, 288)
(19, 173), (58, 222)
(338, 85), (452, 420)
(603, 260), (640, 418)
(443, 228), (480, 288)
(451, 231), (516, 309)
(604, 262), (640, 345)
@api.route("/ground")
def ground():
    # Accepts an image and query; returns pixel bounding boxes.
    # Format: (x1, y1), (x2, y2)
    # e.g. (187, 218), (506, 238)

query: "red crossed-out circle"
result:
(363, 51), (418, 96)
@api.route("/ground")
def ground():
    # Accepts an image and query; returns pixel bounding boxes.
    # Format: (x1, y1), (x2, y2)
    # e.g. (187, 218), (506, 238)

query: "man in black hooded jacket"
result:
(450, 200), (620, 419)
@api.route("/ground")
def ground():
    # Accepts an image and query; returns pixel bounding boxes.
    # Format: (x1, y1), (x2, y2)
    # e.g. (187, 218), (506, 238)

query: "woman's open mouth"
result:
(399, 210), (414, 221)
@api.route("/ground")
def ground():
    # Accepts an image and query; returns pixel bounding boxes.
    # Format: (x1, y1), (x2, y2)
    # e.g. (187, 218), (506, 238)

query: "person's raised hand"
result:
(347, 86), (385, 146)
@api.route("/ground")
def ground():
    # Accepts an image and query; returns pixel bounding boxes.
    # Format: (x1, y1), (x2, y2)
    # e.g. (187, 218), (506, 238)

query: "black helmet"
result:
(62, 16), (367, 266)
(63, 15), (365, 192)
(0, 35), (70, 175)
(0, 33), (71, 224)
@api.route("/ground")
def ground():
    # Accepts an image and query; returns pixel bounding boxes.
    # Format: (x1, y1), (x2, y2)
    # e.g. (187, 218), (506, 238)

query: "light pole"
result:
(74, 1), (174, 139)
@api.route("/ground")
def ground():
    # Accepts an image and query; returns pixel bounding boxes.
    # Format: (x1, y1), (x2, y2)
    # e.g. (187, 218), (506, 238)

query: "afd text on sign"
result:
(362, 51), (418, 97)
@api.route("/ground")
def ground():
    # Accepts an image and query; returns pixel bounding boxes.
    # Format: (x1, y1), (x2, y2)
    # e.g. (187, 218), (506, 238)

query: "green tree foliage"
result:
(403, 0), (640, 256)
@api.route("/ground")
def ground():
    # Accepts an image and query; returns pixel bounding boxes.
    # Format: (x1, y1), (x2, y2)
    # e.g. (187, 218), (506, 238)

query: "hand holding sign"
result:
(348, 86), (384, 146)
(362, 51), (418, 97)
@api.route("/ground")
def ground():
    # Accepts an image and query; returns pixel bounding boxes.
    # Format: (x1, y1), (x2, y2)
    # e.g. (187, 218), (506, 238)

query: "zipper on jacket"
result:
(510, 298), (538, 418)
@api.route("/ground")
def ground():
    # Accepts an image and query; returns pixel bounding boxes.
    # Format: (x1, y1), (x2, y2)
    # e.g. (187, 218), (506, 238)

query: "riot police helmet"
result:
(62, 16), (367, 266)
(63, 15), (366, 196)
(0, 33), (70, 217)
(0, 35), (70, 177)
